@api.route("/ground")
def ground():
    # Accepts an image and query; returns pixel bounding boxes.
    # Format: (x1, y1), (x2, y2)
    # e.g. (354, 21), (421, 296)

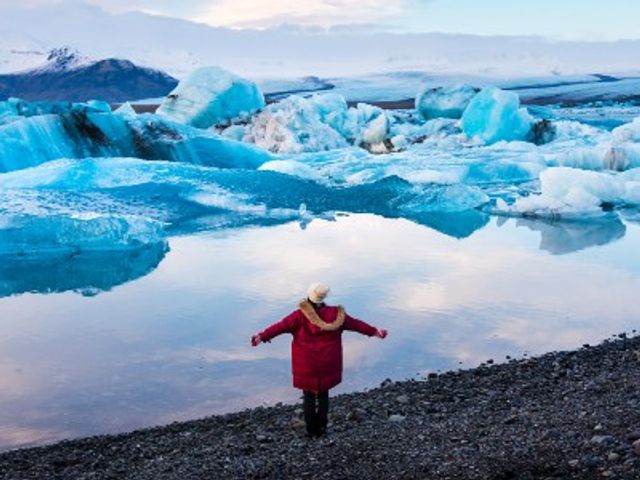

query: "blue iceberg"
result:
(157, 66), (265, 129)
(415, 84), (479, 120)
(0, 111), (272, 173)
(461, 87), (535, 144)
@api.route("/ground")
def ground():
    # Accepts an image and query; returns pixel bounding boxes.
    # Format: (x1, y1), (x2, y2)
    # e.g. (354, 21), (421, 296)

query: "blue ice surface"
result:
(2, 93), (640, 270)
(415, 84), (479, 120)
(0, 111), (272, 173)
(461, 87), (535, 144)
(156, 66), (265, 129)
(0, 157), (491, 254)
(0, 97), (112, 126)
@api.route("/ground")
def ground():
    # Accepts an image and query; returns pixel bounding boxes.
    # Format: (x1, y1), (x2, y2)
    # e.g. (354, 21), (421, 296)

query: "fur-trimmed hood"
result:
(299, 299), (345, 331)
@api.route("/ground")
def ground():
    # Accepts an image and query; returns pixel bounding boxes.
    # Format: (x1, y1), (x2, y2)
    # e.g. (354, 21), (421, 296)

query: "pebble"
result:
(388, 414), (406, 422)
(590, 435), (615, 445)
(608, 452), (620, 462)
(633, 439), (640, 456)
(396, 395), (409, 404)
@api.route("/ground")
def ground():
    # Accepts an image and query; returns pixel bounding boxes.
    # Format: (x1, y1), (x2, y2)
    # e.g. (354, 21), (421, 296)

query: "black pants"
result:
(303, 390), (329, 436)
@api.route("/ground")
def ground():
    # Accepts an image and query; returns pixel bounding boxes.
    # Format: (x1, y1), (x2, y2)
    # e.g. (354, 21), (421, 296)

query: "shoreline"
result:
(2, 334), (640, 479)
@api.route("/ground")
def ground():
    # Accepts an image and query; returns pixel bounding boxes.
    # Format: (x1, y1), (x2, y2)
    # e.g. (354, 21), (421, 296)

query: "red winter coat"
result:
(259, 300), (377, 393)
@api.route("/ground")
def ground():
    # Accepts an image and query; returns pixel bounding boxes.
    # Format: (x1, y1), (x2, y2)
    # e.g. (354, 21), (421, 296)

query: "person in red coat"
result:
(251, 283), (388, 437)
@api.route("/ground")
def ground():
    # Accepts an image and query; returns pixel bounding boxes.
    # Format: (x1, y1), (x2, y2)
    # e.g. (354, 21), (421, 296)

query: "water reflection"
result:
(1, 215), (639, 451)
(0, 242), (168, 298)
(511, 215), (626, 254)
(410, 210), (490, 239)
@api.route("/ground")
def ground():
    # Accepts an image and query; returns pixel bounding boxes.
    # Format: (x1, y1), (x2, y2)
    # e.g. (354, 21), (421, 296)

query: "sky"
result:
(70, 0), (640, 40)
(1, 0), (639, 41)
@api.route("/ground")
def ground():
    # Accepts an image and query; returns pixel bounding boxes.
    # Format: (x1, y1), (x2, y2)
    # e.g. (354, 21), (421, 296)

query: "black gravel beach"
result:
(2, 333), (640, 479)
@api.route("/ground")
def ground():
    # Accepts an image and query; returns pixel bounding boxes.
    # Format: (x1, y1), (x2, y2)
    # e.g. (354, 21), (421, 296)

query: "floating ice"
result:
(612, 117), (640, 143)
(461, 87), (535, 144)
(258, 160), (325, 183)
(0, 97), (115, 127)
(242, 94), (396, 153)
(415, 84), (479, 120)
(157, 66), (265, 129)
(500, 167), (640, 217)
(0, 111), (271, 172)
(115, 102), (137, 117)
(243, 94), (349, 153)
(0, 213), (166, 256)
(0, 157), (492, 242)
(0, 97), (112, 118)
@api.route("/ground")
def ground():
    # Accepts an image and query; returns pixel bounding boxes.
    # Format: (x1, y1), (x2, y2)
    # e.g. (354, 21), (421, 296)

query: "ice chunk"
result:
(258, 160), (325, 183)
(361, 113), (390, 152)
(243, 94), (393, 154)
(612, 117), (640, 143)
(115, 102), (137, 117)
(157, 66), (265, 128)
(244, 94), (349, 154)
(0, 111), (271, 172)
(0, 213), (165, 256)
(220, 124), (246, 142)
(461, 87), (534, 144)
(415, 84), (479, 120)
(85, 100), (112, 113)
(390, 134), (408, 150)
(547, 144), (640, 172)
(0, 97), (112, 118)
(501, 167), (640, 216)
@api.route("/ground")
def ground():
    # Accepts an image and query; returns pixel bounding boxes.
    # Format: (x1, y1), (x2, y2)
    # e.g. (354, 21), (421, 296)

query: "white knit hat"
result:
(307, 283), (330, 304)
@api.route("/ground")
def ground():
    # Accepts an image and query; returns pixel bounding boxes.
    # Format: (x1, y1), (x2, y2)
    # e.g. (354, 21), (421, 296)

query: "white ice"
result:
(499, 167), (640, 217)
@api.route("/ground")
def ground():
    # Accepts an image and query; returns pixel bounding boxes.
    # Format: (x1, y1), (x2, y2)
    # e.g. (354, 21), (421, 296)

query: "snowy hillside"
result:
(0, 48), (177, 102)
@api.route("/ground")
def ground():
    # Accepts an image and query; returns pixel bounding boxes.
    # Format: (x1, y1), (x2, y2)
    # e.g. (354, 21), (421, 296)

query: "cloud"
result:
(196, 0), (410, 29)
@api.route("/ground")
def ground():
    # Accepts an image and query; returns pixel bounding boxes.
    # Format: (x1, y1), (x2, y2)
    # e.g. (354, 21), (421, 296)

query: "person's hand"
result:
(251, 334), (263, 347)
(375, 328), (388, 339)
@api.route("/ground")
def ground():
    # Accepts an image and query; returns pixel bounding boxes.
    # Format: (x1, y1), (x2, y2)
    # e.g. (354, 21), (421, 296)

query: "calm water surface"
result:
(1, 214), (639, 450)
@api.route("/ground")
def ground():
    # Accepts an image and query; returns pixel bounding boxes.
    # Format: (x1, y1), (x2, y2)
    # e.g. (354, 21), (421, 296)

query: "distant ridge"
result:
(0, 48), (178, 102)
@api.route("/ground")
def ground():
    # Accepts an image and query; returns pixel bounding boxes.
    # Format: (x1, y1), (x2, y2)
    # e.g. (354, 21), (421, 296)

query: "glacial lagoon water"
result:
(1, 213), (639, 451)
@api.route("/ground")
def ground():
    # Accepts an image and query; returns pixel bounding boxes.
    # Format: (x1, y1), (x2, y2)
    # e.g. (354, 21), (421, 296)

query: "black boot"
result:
(316, 390), (329, 436)
(303, 391), (318, 438)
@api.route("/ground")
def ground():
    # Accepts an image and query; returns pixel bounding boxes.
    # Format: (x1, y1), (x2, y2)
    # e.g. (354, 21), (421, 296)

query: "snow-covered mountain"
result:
(0, 47), (177, 102)
(0, 2), (638, 80)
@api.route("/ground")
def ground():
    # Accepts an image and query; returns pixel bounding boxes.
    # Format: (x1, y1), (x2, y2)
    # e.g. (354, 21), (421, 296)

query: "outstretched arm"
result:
(344, 314), (388, 339)
(251, 311), (300, 346)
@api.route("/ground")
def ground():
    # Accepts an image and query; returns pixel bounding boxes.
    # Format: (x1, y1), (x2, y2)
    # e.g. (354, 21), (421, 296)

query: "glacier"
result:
(156, 66), (265, 128)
